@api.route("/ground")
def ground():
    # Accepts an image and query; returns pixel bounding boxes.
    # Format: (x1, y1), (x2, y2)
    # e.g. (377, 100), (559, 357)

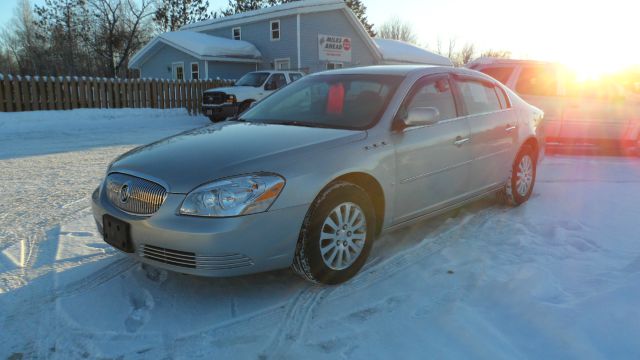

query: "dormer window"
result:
(232, 27), (241, 40)
(270, 20), (280, 41)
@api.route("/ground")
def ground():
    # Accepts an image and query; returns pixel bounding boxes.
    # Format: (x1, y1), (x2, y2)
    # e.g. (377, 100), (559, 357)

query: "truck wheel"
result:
(237, 101), (253, 115)
(208, 115), (225, 123)
(292, 181), (376, 284)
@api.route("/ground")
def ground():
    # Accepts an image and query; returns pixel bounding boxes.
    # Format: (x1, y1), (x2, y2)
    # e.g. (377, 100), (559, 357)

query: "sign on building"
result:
(318, 34), (352, 62)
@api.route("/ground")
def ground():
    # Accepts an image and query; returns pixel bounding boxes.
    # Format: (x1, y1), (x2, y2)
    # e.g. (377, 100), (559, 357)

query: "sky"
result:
(1, 0), (638, 75)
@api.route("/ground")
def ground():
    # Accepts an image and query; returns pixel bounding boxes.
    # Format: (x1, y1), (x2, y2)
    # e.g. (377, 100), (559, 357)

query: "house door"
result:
(274, 58), (290, 70)
(172, 63), (184, 80)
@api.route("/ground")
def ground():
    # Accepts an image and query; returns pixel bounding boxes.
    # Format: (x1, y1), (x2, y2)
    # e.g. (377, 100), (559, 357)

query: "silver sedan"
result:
(92, 65), (544, 284)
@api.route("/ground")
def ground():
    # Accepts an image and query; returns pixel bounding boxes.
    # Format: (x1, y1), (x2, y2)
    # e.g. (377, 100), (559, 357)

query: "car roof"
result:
(310, 65), (455, 77)
(467, 57), (558, 67)
(250, 70), (303, 74)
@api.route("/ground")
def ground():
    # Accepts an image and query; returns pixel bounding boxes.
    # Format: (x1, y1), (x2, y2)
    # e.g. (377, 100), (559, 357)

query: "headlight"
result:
(179, 174), (285, 217)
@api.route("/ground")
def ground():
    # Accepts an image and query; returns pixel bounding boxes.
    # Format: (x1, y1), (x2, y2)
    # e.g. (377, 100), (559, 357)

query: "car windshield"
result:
(235, 72), (270, 87)
(239, 74), (403, 130)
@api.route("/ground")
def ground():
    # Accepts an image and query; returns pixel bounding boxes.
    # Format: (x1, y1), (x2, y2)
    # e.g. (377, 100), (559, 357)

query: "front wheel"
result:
(500, 145), (537, 206)
(207, 115), (225, 123)
(292, 182), (376, 284)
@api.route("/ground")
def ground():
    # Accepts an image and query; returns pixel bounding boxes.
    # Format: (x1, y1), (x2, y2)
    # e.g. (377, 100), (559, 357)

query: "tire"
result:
(207, 115), (225, 123)
(237, 101), (252, 116)
(291, 181), (376, 284)
(499, 145), (537, 206)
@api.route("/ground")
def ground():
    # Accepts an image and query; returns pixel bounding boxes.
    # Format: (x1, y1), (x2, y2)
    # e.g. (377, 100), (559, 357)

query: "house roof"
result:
(180, 0), (383, 62)
(374, 38), (453, 66)
(129, 31), (262, 69)
(181, 0), (345, 31)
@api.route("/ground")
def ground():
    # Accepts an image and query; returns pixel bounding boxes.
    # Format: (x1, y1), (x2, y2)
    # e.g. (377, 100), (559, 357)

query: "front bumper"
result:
(201, 103), (238, 119)
(92, 186), (309, 277)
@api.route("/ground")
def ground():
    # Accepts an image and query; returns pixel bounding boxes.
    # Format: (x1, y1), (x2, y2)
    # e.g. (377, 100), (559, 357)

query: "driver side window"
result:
(401, 77), (458, 121)
(265, 73), (287, 90)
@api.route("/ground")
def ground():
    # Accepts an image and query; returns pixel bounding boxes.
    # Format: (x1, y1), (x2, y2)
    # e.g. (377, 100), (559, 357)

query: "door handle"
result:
(453, 136), (470, 146)
(505, 124), (517, 132)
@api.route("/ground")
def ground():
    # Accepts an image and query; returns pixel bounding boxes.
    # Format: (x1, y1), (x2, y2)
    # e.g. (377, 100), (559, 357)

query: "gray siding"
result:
(140, 45), (205, 80)
(207, 61), (256, 80)
(139, 44), (254, 80)
(204, 15), (299, 70)
(300, 10), (377, 73)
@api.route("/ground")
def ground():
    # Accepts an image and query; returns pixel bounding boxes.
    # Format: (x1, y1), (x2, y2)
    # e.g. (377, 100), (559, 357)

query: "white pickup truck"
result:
(202, 70), (304, 122)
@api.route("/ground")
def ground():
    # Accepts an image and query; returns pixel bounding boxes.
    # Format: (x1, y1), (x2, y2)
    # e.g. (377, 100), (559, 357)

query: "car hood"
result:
(109, 121), (366, 193)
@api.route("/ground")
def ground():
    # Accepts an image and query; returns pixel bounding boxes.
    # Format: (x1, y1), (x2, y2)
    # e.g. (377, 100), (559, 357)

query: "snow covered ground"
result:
(1, 109), (640, 359)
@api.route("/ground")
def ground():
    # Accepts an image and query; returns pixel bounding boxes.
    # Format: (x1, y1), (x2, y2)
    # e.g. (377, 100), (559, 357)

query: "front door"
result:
(172, 63), (184, 80)
(274, 59), (290, 71)
(393, 75), (472, 223)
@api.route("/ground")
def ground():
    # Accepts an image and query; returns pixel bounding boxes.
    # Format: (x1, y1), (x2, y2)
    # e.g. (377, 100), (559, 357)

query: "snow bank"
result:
(0, 108), (209, 159)
(375, 38), (453, 66)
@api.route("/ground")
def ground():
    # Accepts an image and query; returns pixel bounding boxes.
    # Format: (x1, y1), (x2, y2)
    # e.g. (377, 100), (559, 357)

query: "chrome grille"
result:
(139, 244), (254, 270)
(203, 92), (226, 105)
(105, 173), (167, 215)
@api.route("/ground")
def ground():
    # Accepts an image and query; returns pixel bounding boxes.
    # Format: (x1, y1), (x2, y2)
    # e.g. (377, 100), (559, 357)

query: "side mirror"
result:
(404, 107), (440, 127)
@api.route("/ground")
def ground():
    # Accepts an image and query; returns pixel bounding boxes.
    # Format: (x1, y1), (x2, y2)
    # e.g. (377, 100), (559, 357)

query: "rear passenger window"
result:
(516, 66), (558, 96)
(402, 78), (457, 121)
(478, 66), (514, 85)
(457, 79), (502, 115)
(289, 73), (303, 82)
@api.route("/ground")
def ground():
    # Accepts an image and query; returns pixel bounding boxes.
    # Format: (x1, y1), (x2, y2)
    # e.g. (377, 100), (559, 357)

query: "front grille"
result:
(105, 173), (167, 216)
(139, 244), (254, 270)
(203, 92), (226, 105)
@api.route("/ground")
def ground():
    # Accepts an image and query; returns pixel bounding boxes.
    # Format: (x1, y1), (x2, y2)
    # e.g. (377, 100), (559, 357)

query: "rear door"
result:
(392, 74), (472, 223)
(453, 75), (516, 193)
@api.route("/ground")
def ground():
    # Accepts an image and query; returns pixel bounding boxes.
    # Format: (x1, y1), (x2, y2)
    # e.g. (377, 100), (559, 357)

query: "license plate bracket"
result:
(102, 215), (133, 253)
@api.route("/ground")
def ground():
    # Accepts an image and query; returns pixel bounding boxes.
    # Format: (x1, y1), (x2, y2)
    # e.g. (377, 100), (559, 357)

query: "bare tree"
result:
(1, 0), (44, 74)
(453, 43), (475, 66)
(90, 0), (154, 77)
(480, 49), (511, 59)
(377, 16), (417, 44)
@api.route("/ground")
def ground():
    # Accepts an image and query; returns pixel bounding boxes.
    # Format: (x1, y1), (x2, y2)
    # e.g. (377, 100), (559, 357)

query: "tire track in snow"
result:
(176, 206), (496, 356)
(260, 285), (329, 359)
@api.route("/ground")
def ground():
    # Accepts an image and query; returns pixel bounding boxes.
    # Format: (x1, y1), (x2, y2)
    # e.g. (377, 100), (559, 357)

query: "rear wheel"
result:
(500, 145), (537, 206)
(292, 182), (375, 284)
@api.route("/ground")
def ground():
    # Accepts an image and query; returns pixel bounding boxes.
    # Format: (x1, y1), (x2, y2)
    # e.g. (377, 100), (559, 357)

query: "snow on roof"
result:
(129, 31), (261, 69)
(159, 31), (261, 59)
(182, 0), (344, 31)
(374, 38), (453, 66)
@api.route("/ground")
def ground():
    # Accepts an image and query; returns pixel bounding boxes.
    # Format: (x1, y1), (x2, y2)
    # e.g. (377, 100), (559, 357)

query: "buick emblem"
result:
(119, 183), (132, 203)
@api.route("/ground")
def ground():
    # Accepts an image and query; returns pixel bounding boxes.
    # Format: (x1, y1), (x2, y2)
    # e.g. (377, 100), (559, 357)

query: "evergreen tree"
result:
(154, 0), (215, 32)
(344, 0), (375, 37)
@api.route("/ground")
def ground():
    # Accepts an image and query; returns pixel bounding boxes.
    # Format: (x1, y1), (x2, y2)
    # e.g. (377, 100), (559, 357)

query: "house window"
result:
(232, 27), (241, 40)
(191, 62), (199, 80)
(326, 62), (343, 70)
(270, 20), (280, 41)
(172, 62), (184, 80)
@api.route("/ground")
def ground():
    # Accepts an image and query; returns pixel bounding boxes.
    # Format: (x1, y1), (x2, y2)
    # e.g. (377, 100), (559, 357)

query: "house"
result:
(128, 0), (452, 80)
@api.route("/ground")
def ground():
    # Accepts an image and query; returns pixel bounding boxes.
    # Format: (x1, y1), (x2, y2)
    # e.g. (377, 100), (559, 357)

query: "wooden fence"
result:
(0, 75), (233, 115)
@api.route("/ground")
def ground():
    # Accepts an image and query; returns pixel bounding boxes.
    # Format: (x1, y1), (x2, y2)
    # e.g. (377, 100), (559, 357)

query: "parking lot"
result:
(1, 109), (640, 359)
